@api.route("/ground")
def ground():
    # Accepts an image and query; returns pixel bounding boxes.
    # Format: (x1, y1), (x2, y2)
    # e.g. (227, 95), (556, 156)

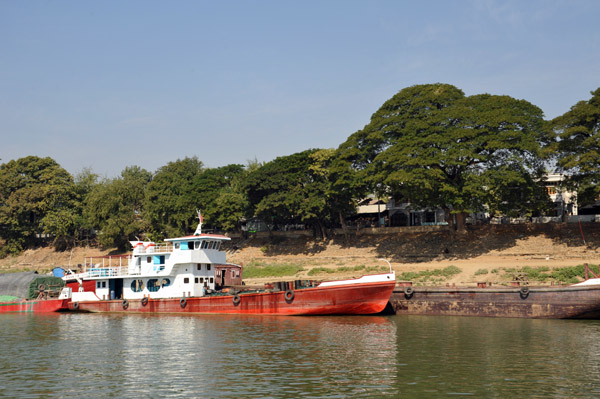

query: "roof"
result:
(164, 234), (231, 242)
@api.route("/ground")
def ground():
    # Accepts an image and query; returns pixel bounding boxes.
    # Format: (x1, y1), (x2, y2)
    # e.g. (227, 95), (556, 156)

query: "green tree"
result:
(553, 88), (600, 206)
(194, 164), (245, 230)
(84, 166), (151, 250)
(196, 164), (248, 232)
(245, 149), (344, 238)
(338, 84), (552, 230)
(144, 157), (204, 238)
(0, 156), (78, 254)
(72, 168), (99, 243)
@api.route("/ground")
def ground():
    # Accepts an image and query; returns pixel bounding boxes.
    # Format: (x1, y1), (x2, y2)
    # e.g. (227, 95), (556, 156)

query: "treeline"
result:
(1, 84), (599, 255)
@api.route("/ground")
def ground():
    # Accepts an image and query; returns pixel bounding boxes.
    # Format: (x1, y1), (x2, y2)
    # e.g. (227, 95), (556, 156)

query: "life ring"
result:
(520, 286), (530, 298)
(141, 297), (148, 306)
(404, 286), (414, 296)
(284, 290), (295, 302)
(38, 284), (46, 291)
(233, 294), (241, 305)
(180, 298), (187, 308)
(73, 302), (79, 310)
(122, 299), (129, 310)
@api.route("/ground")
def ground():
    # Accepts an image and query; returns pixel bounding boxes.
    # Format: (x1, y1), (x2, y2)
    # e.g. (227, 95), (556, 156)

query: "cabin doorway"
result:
(110, 279), (124, 299)
(219, 269), (226, 288)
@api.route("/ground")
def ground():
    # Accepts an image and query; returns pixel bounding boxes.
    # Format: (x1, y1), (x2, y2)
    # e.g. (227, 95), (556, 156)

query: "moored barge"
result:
(0, 271), (71, 313)
(390, 279), (600, 319)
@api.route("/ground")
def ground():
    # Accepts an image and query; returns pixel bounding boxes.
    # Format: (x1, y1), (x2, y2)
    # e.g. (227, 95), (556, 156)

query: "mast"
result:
(193, 209), (203, 235)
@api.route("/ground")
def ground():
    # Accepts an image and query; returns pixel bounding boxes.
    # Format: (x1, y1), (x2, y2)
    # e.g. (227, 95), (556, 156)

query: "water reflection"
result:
(2, 313), (600, 398)
(393, 316), (600, 397)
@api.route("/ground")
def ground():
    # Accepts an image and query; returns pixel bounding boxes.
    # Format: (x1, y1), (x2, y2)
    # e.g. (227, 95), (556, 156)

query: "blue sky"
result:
(1, 0), (599, 177)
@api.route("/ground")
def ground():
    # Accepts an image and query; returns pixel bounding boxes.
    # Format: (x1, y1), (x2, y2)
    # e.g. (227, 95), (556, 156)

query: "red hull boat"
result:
(67, 275), (395, 315)
(0, 298), (70, 313)
(63, 213), (396, 316)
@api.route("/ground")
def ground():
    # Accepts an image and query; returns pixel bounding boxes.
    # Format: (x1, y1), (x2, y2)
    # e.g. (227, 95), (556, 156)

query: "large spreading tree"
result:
(336, 83), (553, 230)
(553, 87), (600, 207)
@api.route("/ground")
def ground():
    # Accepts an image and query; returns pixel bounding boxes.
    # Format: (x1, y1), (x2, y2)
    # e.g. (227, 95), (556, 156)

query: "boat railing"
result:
(83, 256), (141, 277)
(133, 243), (173, 254)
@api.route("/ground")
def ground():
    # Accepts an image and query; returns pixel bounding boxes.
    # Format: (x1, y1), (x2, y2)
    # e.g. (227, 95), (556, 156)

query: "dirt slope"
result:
(2, 224), (599, 286)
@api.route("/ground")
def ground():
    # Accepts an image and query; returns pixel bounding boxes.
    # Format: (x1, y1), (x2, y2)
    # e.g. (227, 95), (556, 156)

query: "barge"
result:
(0, 271), (71, 313)
(389, 278), (600, 319)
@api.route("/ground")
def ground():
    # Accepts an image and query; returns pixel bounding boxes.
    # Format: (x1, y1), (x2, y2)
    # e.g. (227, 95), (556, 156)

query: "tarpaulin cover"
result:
(0, 272), (65, 299)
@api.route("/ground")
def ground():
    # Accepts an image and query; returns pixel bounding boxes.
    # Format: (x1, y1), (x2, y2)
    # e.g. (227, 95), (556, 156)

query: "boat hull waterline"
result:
(69, 279), (396, 315)
(0, 298), (70, 313)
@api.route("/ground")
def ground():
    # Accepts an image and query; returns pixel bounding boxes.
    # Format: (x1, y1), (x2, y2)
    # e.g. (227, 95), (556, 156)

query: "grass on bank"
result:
(398, 266), (462, 284)
(496, 264), (600, 284)
(242, 260), (389, 279)
(242, 260), (305, 279)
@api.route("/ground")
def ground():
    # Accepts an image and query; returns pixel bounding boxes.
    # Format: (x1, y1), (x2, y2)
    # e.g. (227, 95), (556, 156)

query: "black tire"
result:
(73, 302), (79, 310)
(141, 297), (148, 306)
(520, 286), (530, 298)
(180, 298), (187, 308)
(404, 286), (414, 296)
(122, 299), (129, 310)
(233, 294), (241, 305)
(284, 289), (295, 302)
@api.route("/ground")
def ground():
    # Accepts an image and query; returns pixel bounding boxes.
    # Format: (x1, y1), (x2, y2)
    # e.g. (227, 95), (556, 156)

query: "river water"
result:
(1, 313), (600, 398)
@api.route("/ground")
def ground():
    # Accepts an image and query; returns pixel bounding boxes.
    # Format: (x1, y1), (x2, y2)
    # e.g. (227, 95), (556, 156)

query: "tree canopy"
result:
(336, 84), (553, 229)
(144, 157), (204, 238)
(2, 83), (599, 254)
(0, 156), (78, 254)
(553, 87), (600, 206)
(84, 166), (151, 250)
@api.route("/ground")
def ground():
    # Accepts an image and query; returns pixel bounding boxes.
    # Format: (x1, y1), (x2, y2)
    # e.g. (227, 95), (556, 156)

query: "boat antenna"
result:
(194, 209), (203, 235)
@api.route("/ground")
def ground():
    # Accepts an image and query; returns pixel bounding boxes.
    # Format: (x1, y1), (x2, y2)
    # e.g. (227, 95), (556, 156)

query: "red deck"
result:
(0, 298), (70, 313)
(69, 280), (396, 315)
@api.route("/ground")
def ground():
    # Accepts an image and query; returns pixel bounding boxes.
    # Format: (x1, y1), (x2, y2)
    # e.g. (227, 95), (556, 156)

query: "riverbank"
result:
(2, 224), (599, 286)
(228, 224), (600, 285)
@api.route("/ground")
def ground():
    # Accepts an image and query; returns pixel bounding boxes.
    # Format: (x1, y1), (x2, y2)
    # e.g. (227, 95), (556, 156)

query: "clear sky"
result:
(1, 0), (599, 178)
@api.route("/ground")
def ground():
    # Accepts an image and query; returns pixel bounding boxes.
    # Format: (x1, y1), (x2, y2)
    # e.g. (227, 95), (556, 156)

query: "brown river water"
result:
(1, 312), (600, 398)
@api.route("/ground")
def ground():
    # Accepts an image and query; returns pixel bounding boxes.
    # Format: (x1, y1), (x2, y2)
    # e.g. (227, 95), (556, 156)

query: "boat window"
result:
(131, 279), (145, 292)
(209, 277), (214, 283)
(188, 242), (194, 250)
(184, 277), (190, 284)
(147, 279), (160, 292)
(207, 264), (211, 271)
(195, 241), (200, 249)
(194, 277), (199, 283)
(197, 264), (202, 271)
(174, 243), (180, 249)
(181, 241), (189, 250)
(161, 278), (171, 288)
(200, 277), (204, 283)
(147, 257), (152, 263)
(153, 255), (165, 265)
(201, 241), (208, 249)
(215, 242), (221, 250)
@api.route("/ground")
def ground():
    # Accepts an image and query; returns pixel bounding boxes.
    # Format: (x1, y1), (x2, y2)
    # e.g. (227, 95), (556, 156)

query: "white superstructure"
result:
(66, 234), (233, 302)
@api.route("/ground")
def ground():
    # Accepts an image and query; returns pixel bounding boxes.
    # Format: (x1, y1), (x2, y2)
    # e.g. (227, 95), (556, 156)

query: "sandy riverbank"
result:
(2, 224), (599, 286)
